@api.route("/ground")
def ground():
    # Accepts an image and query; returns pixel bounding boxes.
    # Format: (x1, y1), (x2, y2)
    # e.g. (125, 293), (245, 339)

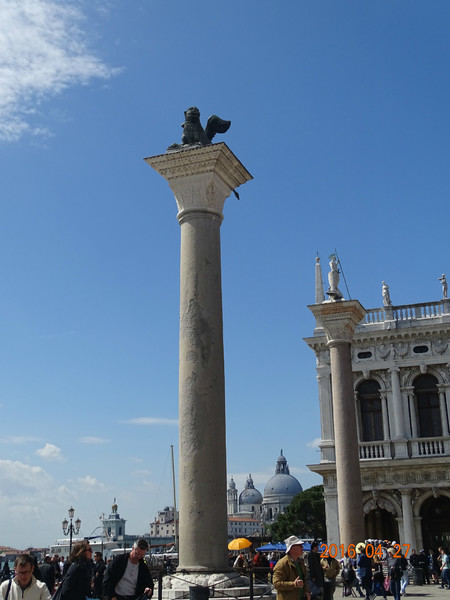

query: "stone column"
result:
(389, 368), (408, 458)
(380, 391), (391, 440)
(389, 368), (406, 438)
(405, 387), (418, 438)
(145, 144), (252, 574)
(309, 300), (366, 549)
(437, 385), (450, 436)
(400, 489), (417, 550)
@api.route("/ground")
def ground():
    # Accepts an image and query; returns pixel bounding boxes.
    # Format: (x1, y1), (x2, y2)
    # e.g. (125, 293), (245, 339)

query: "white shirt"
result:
(115, 560), (139, 596)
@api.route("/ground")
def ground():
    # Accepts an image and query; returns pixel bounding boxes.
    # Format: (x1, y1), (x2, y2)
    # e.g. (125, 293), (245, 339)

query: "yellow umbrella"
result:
(228, 538), (252, 550)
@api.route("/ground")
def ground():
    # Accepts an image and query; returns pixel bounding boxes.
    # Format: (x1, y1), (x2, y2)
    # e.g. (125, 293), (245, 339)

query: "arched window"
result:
(414, 374), (442, 438)
(358, 380), (383, 441)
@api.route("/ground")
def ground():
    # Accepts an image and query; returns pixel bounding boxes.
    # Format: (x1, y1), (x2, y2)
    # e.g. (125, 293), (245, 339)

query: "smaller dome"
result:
(239, 487), (263, 504)
(239, 474), (263, 505)
(228, 477), (236, 490)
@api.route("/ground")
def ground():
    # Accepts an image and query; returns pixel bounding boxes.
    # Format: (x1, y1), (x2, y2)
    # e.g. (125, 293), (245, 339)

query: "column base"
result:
(159, 572), (270, 599)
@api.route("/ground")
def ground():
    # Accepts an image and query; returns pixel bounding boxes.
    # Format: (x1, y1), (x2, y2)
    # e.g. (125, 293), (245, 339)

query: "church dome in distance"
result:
(263, 450), (302, 497)
(239, 474), (263, 505)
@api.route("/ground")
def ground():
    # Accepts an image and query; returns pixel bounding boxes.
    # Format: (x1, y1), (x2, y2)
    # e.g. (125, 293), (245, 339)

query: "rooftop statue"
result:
(439, 274), (448, 299)
(326, 254), (343, 301)
(382, 281), (392, 306)
(168, 106), (231, 150)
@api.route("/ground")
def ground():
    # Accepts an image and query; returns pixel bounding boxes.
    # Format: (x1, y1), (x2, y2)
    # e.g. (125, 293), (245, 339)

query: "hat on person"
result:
(356, 542), (366, 554)
(284, 535), (305, 553)
(387, 548), (395, 555)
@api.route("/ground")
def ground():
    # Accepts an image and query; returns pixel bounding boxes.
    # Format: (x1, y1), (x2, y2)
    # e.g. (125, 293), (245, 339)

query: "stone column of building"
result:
(437, 385), (450, 436)
(380, 391), (391, 440)
(145, 144), (252, 574)
(405, 387), (418, 438)
(400, 489), (417, 550)
(309, 300), (366, 548)
(318, 373), (335, 461)
(389, 368), (406, 437)
(354, 391), (362, 441)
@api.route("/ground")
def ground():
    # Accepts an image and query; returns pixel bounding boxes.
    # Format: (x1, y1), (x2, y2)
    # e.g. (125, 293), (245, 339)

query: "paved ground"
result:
(334, 583), (450, 600)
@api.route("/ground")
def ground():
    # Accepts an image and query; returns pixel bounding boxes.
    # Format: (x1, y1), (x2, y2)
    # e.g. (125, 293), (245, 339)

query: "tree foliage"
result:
(270, 485), (326, 541)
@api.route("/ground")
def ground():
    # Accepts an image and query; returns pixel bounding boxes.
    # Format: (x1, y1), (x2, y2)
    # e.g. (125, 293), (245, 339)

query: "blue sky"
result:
(1, 0), (450, 549)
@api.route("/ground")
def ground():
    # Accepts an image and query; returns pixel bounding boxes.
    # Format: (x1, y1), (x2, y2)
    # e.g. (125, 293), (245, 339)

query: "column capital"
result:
(308, 300), (366, 345)
(145, 143), (252, 219)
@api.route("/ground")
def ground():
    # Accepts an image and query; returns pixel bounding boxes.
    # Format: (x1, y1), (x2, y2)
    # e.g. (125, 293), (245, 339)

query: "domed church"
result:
(227, 451), (302, 535)
(262, 450), (303, 522)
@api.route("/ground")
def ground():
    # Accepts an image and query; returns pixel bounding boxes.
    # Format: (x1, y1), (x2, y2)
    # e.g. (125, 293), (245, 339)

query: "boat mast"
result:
(171, 444), (178, 551)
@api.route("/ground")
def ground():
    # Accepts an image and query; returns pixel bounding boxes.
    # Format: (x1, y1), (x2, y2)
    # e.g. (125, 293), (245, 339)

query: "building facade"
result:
(305, 267), (450, 551)
(149, 506), (179, 539)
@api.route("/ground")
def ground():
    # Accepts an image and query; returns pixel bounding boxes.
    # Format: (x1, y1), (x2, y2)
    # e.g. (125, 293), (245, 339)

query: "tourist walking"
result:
(439, 547), (450, 589)
(0, 554), (51, 600)
(273, 536), (310, 600)
(307, 542), (324, 600)
(103, 538), (153, 600)
(60, 540), (93, 600)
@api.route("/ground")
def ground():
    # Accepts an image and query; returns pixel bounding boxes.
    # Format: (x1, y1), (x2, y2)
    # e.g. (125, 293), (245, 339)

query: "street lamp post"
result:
(62, 507), (81, 555)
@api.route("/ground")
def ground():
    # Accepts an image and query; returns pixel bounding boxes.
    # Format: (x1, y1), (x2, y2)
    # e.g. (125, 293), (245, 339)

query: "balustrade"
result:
(363, 301), (444, 325)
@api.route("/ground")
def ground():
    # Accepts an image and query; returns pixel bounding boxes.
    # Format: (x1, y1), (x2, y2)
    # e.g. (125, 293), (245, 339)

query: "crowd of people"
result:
(231, 537), (450, 600)
(0, 539), (154, 600)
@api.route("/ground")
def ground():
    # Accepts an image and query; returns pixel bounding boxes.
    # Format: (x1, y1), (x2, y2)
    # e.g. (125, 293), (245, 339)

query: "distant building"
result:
(149, 506), (179, 539)
(227, 451), (303, 536)
(262, 451), (303, 523)
(103, 499), (126, 540)
(305, 260), (450, 549)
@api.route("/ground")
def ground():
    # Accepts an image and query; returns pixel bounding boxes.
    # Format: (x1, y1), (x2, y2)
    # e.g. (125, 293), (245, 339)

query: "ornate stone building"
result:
(305, 263), (450, 551)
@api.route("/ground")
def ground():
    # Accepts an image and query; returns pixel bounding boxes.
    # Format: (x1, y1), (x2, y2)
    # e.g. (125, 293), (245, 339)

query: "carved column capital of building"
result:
(389, 366), (401, 374)
(308, 300), (366, 345)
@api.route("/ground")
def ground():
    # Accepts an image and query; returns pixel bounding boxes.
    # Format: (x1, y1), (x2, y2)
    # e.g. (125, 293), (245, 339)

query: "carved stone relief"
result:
(317, 349), (331, 366)
(394, 342), (409, 358)
(432, 338), (448, 355)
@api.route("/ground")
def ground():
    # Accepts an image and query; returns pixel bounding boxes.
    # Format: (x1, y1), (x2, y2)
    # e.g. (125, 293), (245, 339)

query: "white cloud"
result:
(36, 443), (64, 462)
(0, 459), (77, 546)
(124, 417), (179, 426)
(307, 438), (321, 450)
(0, 0), (120, 141)
(0, 435), (42, 444)
(78, 475), (106, 491)
(79, 436), (110, 445)
(132, 469), (151, 477)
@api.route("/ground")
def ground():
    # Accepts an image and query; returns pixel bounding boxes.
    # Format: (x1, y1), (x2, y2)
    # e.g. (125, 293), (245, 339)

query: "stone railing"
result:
(411, 436), (450, 457)
(363, 301), (445, 325)
(359, 441), (392, 460)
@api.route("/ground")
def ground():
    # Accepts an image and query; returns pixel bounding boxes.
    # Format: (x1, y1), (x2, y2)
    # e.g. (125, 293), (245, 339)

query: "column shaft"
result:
(329, 341), (365, 548)
(178, 211), (228, 571)
(390, 368), (406, 438)
(401, 490), (417, 550)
